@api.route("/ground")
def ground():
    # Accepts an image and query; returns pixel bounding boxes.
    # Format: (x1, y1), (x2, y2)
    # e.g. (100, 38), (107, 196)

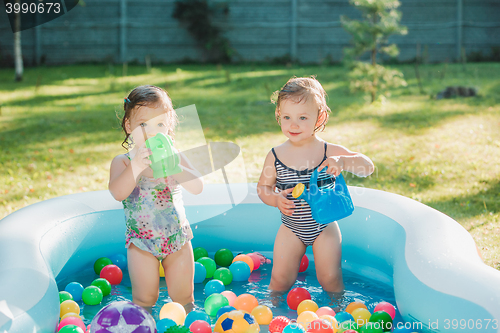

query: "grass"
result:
(0, 62), (499, 269)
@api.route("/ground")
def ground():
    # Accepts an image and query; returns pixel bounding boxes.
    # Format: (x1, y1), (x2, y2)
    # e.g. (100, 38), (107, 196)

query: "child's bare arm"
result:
(171, 152), (204, 195)
(320, 143), (374, 177)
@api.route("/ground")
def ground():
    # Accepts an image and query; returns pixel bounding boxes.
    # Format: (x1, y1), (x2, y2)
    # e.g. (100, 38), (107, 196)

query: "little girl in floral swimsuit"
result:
(109, 85), (203, 311)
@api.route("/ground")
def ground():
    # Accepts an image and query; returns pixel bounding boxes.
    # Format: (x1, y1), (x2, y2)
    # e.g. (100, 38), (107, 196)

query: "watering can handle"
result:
(310, 169), (319, 192)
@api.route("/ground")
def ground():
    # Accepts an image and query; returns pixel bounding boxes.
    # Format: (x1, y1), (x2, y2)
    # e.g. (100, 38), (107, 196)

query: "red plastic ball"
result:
(373, 301), (396, 319)
(99, 264), (123, 285)
(299, 255), (309, 273)
(306, 319), (334, 333)
(247, 253), (261, 270)
(189, 320), (212, 333)
(269, 316), (291, 333)
(287, 287), (311, 310)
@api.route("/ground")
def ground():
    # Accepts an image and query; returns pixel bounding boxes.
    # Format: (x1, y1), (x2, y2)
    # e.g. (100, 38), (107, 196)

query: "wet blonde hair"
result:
(120, 85), (178, 149)
(272, 76), (331, 132)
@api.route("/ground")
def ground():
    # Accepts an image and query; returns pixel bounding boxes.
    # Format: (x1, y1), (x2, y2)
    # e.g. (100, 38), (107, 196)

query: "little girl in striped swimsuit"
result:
(257, 77), (374, 294)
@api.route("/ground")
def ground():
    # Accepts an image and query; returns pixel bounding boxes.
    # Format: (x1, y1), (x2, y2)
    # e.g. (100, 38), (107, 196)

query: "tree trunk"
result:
(14, 4), (23, 82)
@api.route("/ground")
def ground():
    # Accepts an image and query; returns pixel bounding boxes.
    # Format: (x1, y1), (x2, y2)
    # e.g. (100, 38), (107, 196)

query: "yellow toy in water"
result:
(144, 132), (182, 179)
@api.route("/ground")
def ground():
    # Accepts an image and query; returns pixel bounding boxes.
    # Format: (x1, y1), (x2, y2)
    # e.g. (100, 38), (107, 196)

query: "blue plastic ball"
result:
(64, 282), (84, 302)
(156, 318), (176, 332)
(229, 261), (251, 282)
(109, 253), (127, 271)
(216, 305), (236, 319)
(283, 323), (306, 333)
(335, 311), (354, 323)
(184, 310), (211, 328)
(194, 262), (207, 284)
(392, 328), (413, 333)
(204, 279), (225, 297)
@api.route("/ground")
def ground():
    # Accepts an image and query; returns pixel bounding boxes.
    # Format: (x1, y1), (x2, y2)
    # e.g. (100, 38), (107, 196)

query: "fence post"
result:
(120, 0), (127, 63)
(456, 0), (463, 62)
(290, 0), (297, 61)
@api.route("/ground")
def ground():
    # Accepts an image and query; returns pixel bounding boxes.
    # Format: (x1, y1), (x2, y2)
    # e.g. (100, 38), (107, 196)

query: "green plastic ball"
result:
(213, 267), (233, 285)
(165, 324), (190, 333)
(338, 320), (359, 333)
(58, 325), (85, 333)
(359, 322), (384, 333)
(214, 248), (234, 267)
(59, 291), (73, 303)
(204, 293), (229, 316)
(94, 257), (113, 275)
(82, 285), (103, 305)
(196, 257), (216, 278)
(369, 311), (393, 332)
(193, 247), (209, 261)
(91, 278), (111, 296)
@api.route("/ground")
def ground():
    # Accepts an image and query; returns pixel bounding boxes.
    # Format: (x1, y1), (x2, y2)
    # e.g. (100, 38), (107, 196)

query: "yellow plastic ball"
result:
(159, 264), (165, 277)
(60, 300), (80, 318)
(297, 299), (319, 315)
(159, 302), (186, 325)
(319, 314), (338, 331)
(345, 301), (367, 314)
(251, 305), (273, 325)
(351, 307), (371, 327)
(60, 312), (81, 321)
(296, 310), (319, 330)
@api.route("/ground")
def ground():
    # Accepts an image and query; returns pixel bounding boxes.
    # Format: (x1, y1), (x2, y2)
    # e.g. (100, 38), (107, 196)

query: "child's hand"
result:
(131, 144), (152, 172)
(277, 188), (295, 216)
(318, 156), (344, 177)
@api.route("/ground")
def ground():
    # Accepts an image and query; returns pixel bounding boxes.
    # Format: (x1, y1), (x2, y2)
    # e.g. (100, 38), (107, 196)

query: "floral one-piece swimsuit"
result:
(122, 155), (193, 260)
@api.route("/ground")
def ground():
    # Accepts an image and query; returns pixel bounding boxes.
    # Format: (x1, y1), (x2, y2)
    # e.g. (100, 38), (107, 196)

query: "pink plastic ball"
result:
(299, 255), (309, 273)
(373, 301), (396, 319)
(220, 290), (237, 307)
(190, 319), (212, 333)
(316, 306), (336, 317)
(57, 316), (86, 332)
(287, 287), (311, 310)
(247, 253), (261, 270)
(99, 265), (123, 285)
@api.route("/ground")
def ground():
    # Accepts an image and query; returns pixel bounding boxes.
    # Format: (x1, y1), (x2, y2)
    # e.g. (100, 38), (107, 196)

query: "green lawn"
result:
(1, 62), (499, 269)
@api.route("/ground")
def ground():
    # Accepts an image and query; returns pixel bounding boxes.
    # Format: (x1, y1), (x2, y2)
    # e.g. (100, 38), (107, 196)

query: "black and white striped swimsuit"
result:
(272, 143), (336, 246)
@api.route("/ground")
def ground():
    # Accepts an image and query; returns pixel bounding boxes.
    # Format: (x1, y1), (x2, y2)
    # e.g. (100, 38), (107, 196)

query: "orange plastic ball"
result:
(251, 305), (273, 325)
(233, 293), (259, 313)
(232, 255), (254, 272)
(345, 301), (367, 314)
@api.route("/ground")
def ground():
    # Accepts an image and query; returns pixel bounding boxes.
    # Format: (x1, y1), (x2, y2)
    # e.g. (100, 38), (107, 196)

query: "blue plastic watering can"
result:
(291, 169), (354, 224)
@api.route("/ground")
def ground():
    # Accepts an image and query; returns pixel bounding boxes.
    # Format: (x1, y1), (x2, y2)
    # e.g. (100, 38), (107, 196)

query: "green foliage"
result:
(173, 0), (233, 63)
(342, 0), (408, 102)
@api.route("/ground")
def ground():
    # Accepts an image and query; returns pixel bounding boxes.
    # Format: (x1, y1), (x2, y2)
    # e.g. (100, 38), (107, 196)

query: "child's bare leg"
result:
(269, 225), (306, 291)
(127, 243), (160, 307)
(312, 222), (344, 293)
(163, 241), (194, 307)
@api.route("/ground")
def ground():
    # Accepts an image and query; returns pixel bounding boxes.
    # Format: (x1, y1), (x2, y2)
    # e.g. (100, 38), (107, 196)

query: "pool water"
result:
(57, 260), (404, 329)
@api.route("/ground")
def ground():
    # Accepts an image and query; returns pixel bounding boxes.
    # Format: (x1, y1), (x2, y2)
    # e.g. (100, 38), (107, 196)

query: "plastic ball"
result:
(359, 322), (384, 333)
(251, 305), (273, 325)
(90, 301), (156, 332)
(337, 320), (358, 333)
(190, 319), (212, 333)
(216, 306), (236, 320)
(193, 247), (209, 261)
(390, 327), (411, 333)
(283, 323), (306, 333)
(307, 319), (334, 333)
(369, 311), (393, 332)
(214, 248), (234, 267)
(60, 312), (81, 321)
(269, 316), (291, 333)
(64, 282), (84, 302)
(59, 291), (73, 304)
(165, 324), (191, 333)
(160, 264), (165, 277)
(214, 310), (259, 333)
(297, 311), (319, 330)
(185, 310), (211, 328)
(229, 261), (251, 282)
(91, 278), (111, 297)
(204, 293), (229, 317)
(298, 255), (309, 273)
(220, 291), (237, 306)
(373, 302), (396, 320)
(205, 279), (225, 297)
(342, 330), (359, 333)
(157, 318), (177, 332)
(345, 301), (367, 314)
(197, 257), (217, 278)
(286, 287), (311, 310)
(318, 315), (337, 330)
(194, 262), (207, 283)
(60, 300), (80, 318)
(213, 267), (233, 286)
(334, 311), (354, 324)
(93, 257), (113, 275)
(232, 254), (254, 272)
(58, 325), (85, 333)
(57, 316), (86, 332)
(246, 253), (261, 270)
(82, 286), (103, 306)
(160, 302), (187, 325)
(297, 299), (318, 315)
(109, 253), (127, 271)
(316, 307), (336, 317)
(233, 293), (259, 313)
(351, 307), (371, 327)
(99, 265), (123, 285)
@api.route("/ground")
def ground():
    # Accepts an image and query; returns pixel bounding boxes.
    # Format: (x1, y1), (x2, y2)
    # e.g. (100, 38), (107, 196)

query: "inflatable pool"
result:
(1, 183), (500, 333)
